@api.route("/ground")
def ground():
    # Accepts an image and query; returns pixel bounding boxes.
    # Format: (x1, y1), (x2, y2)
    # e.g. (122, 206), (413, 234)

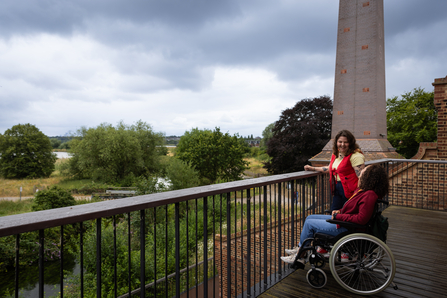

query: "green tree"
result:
(264, 96), (332, 174)
(50, 138), (62, 149)
(175, 127), (249, 184)
(0, 123), (56, 178)
(387, 88), (437, 159)
(261, 122), (275, 148)
(68, 120), (166, 184)
(166, 158), (201, 190)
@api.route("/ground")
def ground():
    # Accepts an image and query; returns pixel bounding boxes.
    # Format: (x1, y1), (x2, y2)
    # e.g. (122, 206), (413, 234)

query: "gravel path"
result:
(0, 195), (92, 201)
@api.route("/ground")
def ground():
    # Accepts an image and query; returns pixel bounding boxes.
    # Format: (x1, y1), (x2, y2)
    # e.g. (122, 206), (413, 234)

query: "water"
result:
(55, 152), (71, 159)
(0, 256), (78, 298)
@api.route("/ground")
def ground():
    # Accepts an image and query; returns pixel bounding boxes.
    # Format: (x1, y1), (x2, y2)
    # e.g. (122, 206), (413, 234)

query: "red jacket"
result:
(336, 189), (377, 225)
(329, 153), (359, 199)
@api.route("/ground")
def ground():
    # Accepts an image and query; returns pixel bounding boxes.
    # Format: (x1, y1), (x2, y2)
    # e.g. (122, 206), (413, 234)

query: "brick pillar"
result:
(432, 76), (447, 159)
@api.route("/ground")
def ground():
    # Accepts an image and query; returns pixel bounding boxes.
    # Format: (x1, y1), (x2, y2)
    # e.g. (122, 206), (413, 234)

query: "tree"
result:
(260, 122), (275, 148)
(0, 123), (56, 178)
(264, 96), (332, 174)
(175, 127), (249, 183)
(387, 88), (436, 159)
(68, 120), (166, 184)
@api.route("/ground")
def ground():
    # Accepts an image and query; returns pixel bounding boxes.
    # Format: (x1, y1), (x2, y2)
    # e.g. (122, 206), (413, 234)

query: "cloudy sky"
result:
(0, 0), (446, 138)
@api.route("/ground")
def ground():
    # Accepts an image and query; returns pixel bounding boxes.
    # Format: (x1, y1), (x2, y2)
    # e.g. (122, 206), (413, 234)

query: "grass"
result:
(0, 199), (34, 216)
(244, 157), (268, 178)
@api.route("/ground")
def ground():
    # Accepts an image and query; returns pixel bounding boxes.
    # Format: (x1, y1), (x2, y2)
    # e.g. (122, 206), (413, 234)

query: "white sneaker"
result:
(280, 254), (297, 264)
(285, 247), (299, 255)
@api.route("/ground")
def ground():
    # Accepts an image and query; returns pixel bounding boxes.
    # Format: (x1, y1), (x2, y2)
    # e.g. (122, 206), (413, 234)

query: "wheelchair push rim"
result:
(329, 233), (396, 295)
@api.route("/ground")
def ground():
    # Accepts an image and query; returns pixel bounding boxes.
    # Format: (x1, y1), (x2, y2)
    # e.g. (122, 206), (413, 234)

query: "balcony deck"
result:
(258, 205), (447, 298)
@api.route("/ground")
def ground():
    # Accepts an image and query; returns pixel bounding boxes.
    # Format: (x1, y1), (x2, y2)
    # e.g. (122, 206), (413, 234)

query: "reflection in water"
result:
(0, 255), (78, 298)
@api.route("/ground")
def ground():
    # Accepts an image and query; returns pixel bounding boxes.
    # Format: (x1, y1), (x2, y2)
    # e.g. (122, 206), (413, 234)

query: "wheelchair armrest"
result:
(326, 219), (367, 230)
(377, 199), (389, 205)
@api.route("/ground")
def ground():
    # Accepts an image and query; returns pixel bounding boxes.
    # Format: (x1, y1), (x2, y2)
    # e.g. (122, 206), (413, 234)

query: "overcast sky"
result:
(0, 0), (446, 138)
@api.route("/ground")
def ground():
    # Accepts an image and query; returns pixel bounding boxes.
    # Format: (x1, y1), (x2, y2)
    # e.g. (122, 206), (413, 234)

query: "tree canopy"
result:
(68, 120), (166, 184)
(175, 127), (249, 184)
(264, 96), (332, 174)
(387, 88), (436, 159)
(0, 123), (56, 178)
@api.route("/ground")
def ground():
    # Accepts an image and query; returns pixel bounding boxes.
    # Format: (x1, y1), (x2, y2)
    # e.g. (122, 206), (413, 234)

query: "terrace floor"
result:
(258, 205), (447, 298)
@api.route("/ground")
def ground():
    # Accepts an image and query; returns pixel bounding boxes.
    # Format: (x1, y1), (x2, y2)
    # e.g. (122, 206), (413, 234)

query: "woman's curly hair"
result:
(332, 130), (362, 156)
(358, 164), (389, 199)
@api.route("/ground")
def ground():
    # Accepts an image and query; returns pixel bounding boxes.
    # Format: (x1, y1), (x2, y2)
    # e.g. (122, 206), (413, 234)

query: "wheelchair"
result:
(290, 200), (398, 295)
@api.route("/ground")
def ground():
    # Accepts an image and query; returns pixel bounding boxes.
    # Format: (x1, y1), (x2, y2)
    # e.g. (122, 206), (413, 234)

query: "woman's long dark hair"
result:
(358, 164), (389, 199)
(332, 130), (361, 156)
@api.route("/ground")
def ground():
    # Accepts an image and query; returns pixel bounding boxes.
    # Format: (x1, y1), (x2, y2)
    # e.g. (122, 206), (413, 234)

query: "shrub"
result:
(32, 186), (76, 211)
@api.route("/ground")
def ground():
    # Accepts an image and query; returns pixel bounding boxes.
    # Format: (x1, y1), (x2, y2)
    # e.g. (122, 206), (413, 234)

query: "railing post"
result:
(203, 197), (208, 298)
(247, 189), (251, 297)
(15, 234), (19, 298)
(277, 183), (282, 277)
(39, 229), (44, 298)
(140, 210), (146, 298)
(175, 203), (180, 298)
(60, 225), (64, 298)
(290, 180), (295, 251)
(226, 192), (231, 298)
(263, 185), (268, 291)
(96, 218), (101, 298)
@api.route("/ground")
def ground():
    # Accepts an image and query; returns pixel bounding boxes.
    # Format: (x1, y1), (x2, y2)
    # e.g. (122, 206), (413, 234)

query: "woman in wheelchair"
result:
(280, 164), (396, 294)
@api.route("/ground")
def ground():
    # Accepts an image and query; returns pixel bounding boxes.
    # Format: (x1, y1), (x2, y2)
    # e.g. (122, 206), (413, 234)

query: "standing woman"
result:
(304, 130), (365, 211)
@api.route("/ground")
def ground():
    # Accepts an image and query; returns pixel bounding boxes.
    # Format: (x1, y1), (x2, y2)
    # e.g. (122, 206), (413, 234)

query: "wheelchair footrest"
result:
(290, 260), (305, 270)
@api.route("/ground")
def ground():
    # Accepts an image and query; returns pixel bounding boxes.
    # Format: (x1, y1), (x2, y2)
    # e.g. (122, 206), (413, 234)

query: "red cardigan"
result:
(329, 153), (359, 199)
(336, 189), (378, 225)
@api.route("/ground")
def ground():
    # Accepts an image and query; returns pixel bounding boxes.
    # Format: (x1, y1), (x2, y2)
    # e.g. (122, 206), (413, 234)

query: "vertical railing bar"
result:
(186, 201), (190, 298)
(127, 213), (131, 297)
(263, 185), (268, 291)
(60, 225), (64, 298)
(39, 229), (44, 298)
(194, 199), (198, 298)
(301, 181), (305, 226)
(226, 192), (231, 298)
(165, 205), (169, 298)
(140, 209), (146, 298)
(212, 195), (216, 298)
(203, 197), (208, 298)
(154, 208), (157, 297)
(234, 191), (237, 297)
(247, 188), (252, 297)
(278, 182), (282, 276)
(80, 222), (84, 298)
(15, 234), (19, 298)
(290, 180), (295, 255)
(96, 218), (102, 298)
(113, 216), (117, 298)
(220, 195), (223, 298)
(242, 190), (245, 295)
(175, 203), (180, 298)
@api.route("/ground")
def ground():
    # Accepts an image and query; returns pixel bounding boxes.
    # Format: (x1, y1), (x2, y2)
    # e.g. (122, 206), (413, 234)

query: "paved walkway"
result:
(0, 195), (91, 201)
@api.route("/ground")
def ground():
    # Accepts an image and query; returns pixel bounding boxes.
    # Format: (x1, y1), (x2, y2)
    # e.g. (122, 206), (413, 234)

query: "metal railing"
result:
(0, 159), (445, 298)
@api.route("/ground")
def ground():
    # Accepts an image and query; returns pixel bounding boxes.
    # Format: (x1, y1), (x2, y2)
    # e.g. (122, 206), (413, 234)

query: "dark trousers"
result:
(332, 181), (348, 211)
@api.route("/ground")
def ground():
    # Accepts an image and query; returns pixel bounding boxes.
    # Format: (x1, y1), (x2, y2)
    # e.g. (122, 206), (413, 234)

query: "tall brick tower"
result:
(310, 0), (401, 165)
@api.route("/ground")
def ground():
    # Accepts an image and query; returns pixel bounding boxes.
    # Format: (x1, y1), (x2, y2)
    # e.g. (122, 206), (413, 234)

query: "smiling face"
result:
(336, 136), (349, 156)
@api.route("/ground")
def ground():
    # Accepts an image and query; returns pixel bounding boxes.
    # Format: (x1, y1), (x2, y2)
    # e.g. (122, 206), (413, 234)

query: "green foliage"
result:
(166, 159), (201, 190)
(50, 138), (62, 149)
(32, 186), (76, 211)
(0, 123), (57, 179)
(261, 122), (275, 148)
(175, 127), (249, 184)
(387, 88), (437, 158)
(63, 196), (227, 297)
(134, 176), (169, 195)
(68, 120), (166, 184)
(265, 96), (332, 174)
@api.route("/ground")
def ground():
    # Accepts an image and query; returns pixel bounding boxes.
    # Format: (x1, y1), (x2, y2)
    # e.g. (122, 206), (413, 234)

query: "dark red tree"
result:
(264, 96), (332, 174)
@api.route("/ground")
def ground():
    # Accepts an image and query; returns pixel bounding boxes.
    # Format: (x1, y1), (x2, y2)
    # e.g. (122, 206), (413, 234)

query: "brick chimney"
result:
(433, 76), (447, 159)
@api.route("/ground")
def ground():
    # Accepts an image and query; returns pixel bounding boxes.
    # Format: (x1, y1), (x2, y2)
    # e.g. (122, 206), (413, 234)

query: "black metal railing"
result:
(0, 159), (445, 298)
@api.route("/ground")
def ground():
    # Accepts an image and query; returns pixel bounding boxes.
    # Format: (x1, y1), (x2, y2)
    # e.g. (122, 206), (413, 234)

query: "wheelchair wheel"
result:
(329, 233), (395, 295)
(306, 268), (327, 289)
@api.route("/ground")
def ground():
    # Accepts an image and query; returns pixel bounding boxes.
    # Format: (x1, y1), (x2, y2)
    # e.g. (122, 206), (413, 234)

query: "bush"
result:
(32, 186), (76, 211)
(166, 159), (201, 190)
